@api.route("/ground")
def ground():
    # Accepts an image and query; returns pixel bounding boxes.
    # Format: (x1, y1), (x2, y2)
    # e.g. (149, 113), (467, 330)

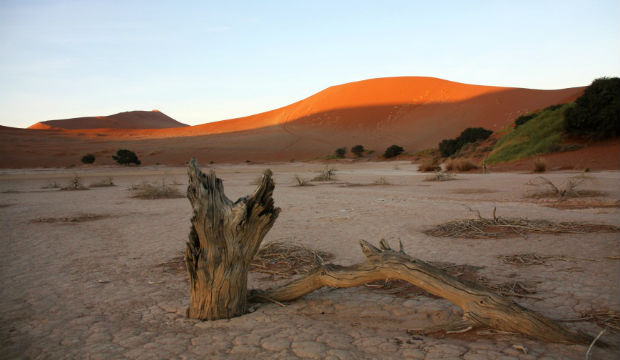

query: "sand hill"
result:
(28, 110), (188, 130)
(2, 76), (610, 168)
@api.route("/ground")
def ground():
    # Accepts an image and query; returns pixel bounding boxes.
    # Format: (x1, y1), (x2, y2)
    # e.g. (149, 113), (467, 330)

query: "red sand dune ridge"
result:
(28, 110), (188, 130)
(26, 77), (584, 140)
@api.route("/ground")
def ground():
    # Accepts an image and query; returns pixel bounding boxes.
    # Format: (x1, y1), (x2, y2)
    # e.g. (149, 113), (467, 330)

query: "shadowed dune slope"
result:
(28, 110), (188, 130)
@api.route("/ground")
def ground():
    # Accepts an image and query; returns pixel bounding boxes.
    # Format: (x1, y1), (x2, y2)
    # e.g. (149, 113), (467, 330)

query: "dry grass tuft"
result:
(525, 175), (604, 199)
(60, 176), (89, 191)
(444, 158), (478, 172)
(293, 175), (313, 186)
(373, 177), (390, 185)
(89, 177), (115, 187)
(498, 253), (552, 266)
(424, 208), (619, 239)
(580, 310), (620, 332)
(424, 172), (456, 182)
(533, 157), (547, 172)
(312, 166), (336, 181)
(251, 242), (333, 278)
(129, 180), (183, 199)
(29, 214), (111, 224)
(418, 159), (442, 172)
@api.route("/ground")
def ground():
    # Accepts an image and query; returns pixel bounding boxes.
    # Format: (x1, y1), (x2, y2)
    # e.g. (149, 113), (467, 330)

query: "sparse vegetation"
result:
(60, 176), (88, 191)
(487, 104), (569, 164)
(383, 144), (404, 158)
(81, 153), (95, 164)
(533, 158), (547, 173)
(515, 113), (536, 128)
(439, 127), (493, 157)
(89, 177), (115, 187)
(444, 158), (478, 172)
(334, 147), (347, 158)
(113, 149), (141, 166)
(312, 166), (336, 181)
(424, 172), (456, 182)
(565, 77), (620, 139)
(293, 175), (313, 186)
(424, 208), (619, 239)
(373, 177), (390, 185)
(525, 175), (604, 199)
(417, 158), (441, 172)
(129, 179), (183, 199)
(351, 144), (365, 157)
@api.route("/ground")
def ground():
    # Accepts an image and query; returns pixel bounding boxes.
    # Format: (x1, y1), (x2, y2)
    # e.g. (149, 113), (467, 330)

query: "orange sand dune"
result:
(28, 110), (188, 130)
(1, 76), (599, 168)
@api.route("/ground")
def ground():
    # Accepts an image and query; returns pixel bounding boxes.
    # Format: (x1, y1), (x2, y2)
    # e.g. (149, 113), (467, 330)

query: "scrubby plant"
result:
(565, 77), (620, 138)
(312, 166), (336, 181)
(129, 179), (183, 199)
(439, 127), (493, 157)
(515, 113), (536, 128)
(89, 177), (115, 187)
(424, 172), (456, 182)
(418, 158), (441, 172)
(383, 145), (404, 158)
(113, 149), (141, 165)
(533, 158), (547, 173)
(61, 175), (88, 191)
(351, 145), (365, 157)
(81, 153), (95, 164)
(444, 159), (478, 172)
(293, 175), (313, 186)
(334, 147), (347, 158)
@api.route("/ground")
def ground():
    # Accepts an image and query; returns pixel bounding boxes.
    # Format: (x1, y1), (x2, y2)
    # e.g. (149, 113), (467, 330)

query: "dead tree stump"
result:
(185, 159), (280, 320)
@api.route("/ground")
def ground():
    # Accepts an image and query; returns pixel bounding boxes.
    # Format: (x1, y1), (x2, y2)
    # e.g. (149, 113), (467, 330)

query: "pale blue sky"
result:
(1, 0), (618, 128)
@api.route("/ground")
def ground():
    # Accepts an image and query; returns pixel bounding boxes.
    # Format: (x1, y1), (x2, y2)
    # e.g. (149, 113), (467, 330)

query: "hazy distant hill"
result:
(28, 110), (187, 130)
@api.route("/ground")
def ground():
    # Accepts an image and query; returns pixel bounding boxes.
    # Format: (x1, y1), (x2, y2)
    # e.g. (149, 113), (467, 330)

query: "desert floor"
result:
(1, 161), (619, 359)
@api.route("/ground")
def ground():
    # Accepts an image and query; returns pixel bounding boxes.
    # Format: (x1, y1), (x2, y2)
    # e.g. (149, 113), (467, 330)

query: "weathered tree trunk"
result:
(250, 240), (595, 345)
(185, 159), (280, 320)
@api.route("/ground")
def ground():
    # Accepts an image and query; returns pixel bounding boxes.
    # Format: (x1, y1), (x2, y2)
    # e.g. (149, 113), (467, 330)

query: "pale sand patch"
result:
(0, 163), (618, 359)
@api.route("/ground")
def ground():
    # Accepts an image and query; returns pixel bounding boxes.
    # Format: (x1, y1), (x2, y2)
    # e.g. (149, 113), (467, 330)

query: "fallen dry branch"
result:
(250, 240), (596, 345)
(424, 216), (619, 239)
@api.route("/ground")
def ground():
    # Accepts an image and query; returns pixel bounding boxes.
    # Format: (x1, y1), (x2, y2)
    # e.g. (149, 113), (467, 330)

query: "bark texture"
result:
(250, 240), (594, 345)
(185, 159), (280, 320)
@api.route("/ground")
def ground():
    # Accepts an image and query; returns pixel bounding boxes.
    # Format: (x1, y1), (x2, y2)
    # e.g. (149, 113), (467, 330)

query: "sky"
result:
(0, 0), (618, 128)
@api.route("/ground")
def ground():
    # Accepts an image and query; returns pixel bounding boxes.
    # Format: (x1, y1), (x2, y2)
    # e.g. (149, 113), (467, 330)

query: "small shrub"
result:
(113, 149), (141, 165)
(525, 175), (602, 199)
(533, 158), (546, 173)
(81, 154), (95, 164)
(383, 145), (404, 158)
(444, 159), (478, 172)
(334, 147), (347, 158)
(425, 172), (456, 182)
(515, 113), (536, 128)
(129, 180), (183, 199)
(294, 175), (313, 186)
(565, 77), (620, 138)
(439, 127), (493, 157)
(312, 166), (336, 181)
(373, 177), (390, 185)
(351, 145), (365, 157)
(418, 159), (441, 172)
(89, 177), (115, 187)
(61, 176), (88, 191)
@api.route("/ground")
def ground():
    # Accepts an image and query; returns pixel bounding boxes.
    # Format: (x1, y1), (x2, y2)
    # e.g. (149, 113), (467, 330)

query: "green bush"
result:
(334, 147), (346, 158)
(113, 149), (141, 165)
(565, 77), (620, 138)
(515, 114), (536, 128)
(81, 153), (95, 164)
(351, 144), (365, 157)
(439, 127), (493, 157)
(383, 145), (404, 158)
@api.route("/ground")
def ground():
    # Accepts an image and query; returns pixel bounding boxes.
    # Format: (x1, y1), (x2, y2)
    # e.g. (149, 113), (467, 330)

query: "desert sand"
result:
(1, 161), (618, 359)
(1, 77), (588, 168)
(28, 110), (188, 130)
